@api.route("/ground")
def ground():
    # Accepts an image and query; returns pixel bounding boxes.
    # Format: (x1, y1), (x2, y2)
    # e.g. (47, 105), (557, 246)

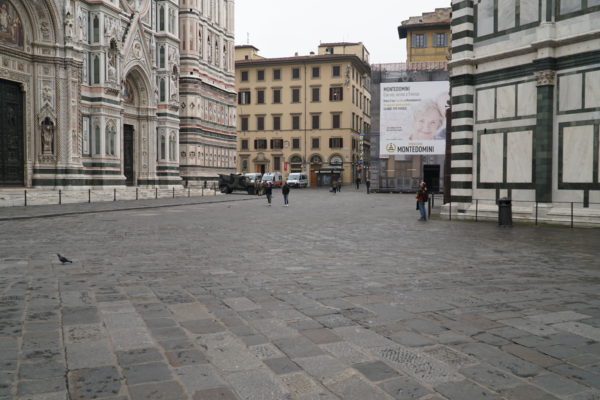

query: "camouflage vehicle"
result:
(218, 174), (255, 194)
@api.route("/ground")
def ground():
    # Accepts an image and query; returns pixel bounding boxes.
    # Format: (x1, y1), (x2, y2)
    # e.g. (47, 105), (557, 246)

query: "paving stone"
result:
(158, 339), (195, 351)
(61, 307), (99, 326)
(300, 328), (342, 345)
(378, 376), (432, 400)
(529, 311), (591, 325)
(128, 381), (186, 400)
(314, 314), (354, 329)
(435, 380), (502, 400)
(553, 322), (600, 341)
(123, 362), (172, 385)
(373, 345), (462, 384)
(17, 378), (66, 396)
(192, 387), (239, 400)
(248, 319), (298, 340)
(280, 372), (324, 398)
(567, 391), (600, 400)
(333, 326), (396, 348)
(321, 341), (374, 364)
(181, 319), (226, 334)
(353, 360), (399, 382)
(500, 385), (561, 400)
(15, 391), (68, 400)
(531, 373), (590, 396)
(550, 364), (600, 388)
(198, 333), (262, 372)
(248, 343), (285, 360)
(487, 326), (531, 340)
(226, 369), (290, 400)
(239, 334), (268, 346)
(423, 345), (477, 368)
(165, 349), (208, 367)
(68, 366), (121, 400)
(175, 364), (226, 392)
(389, 331), (435, 347)
(116, 347), (164, 366)
(323, 370), (391, 400)
(273, 336), (325, 359)
(18, 361), (65, 379)
(264, 357), (302, 375)
(64, 324), (106, 343)
(499, 318), (560, 336)
(167, 303), (212, 321)
(460, 364), (522, 391)
(501, 344), (561, 368)
(295, 355), (347, 379)
(66, 341), (114, 370)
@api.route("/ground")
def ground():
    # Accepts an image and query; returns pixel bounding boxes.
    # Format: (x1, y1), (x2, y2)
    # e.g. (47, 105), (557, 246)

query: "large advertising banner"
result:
(379, 81), (449, 156)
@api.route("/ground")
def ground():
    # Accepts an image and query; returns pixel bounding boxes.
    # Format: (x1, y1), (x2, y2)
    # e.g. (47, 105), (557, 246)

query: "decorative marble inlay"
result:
(585, 70), (600, 108)
(558, 73), (581, 111)
(480, 133), (503, 183)
(562, 125), (594, 183)
(506, 131), (532, 183)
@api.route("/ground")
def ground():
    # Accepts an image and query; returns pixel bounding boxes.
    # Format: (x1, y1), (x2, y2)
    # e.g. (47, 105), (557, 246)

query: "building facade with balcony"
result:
(234, 43), (372, 187)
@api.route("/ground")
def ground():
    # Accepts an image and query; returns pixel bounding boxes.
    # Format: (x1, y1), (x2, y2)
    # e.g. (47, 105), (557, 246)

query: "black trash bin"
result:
(498, 197), (512, 226)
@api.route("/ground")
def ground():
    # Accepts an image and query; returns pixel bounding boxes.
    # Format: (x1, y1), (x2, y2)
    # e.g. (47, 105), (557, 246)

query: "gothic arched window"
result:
(159, 79), (166, 102)
(93, 16), (100, 43)
(159, 6), (165, 31)
(94, 125), (101, 155)
(159, 46), (165, 68)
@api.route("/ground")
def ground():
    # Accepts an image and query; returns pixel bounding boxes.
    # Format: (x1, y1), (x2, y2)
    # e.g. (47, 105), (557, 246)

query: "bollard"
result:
(136, 187), (139, 200)
(535, 201), (538, 225)
(202, 186), (204, 196)
(59, 189), (62, 205)
(449, 201), (451, 221)
(173, 187), (175, 198)
(114, 188), (117, 201)
(427, 196), (431, 218)
(213, 183), (216, 196)
(188, 188), (190, 198)
(24, 190), (27, 207)
(571, 202), (574, 228)
(475, 199), (478, 222)
(155, 187), (158, 199)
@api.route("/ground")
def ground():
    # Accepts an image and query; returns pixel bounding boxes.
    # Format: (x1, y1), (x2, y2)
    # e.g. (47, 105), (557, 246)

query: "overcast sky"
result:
(234, 0), (451, 65)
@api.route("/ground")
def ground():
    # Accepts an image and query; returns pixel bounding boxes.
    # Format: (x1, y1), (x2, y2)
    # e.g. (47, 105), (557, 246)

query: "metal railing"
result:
(3, 183), (222, 208)
(432, 197), (600, 228)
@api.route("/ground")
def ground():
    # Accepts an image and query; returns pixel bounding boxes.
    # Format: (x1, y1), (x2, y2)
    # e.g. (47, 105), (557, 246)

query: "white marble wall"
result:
(477, 0), (494, 36)
(477, 88), (495, 121)
(517, 81), (537, 116)
(497, 85), (516, 119)
(507, 130), (532, 182)
(559, 74), (583, 111)
(520, 0), (539, 25)
(562, 125), (594, 182)
(498, 0), (516, 31)
(560, 0), (581, 14)
(585, 70), (600, 108)
(480, 133), (504, 182)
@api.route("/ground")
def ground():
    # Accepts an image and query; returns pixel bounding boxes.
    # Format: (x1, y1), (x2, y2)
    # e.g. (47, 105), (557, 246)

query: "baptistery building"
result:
(0, 0), (235, 188)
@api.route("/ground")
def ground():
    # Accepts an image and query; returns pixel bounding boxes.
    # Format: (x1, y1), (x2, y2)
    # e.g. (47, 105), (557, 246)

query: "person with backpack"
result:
(416, 181), (428, 221)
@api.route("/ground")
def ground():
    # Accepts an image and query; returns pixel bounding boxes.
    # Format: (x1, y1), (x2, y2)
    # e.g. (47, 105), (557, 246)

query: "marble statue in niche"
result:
(41, 117), (54, 154)
(0, 0), (23, 48)
(65, 10), (74, 42)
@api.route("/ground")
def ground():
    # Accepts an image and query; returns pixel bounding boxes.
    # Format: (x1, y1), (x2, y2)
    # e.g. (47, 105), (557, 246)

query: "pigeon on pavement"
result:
(57, 254), (73, 264)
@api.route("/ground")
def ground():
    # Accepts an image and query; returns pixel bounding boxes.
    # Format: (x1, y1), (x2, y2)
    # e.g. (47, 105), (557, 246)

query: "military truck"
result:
(218, 174), (255, 194)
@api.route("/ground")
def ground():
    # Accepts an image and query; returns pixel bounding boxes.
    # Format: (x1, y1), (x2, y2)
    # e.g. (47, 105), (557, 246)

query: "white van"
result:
(262, 172), (283, 187)
(244, 173), (262, 184)
(286, 173), (308, 188)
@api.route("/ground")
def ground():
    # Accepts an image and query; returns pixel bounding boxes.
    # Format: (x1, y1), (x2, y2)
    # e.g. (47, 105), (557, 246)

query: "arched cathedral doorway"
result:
(122, 69), (151, 186)
(0, 79), (24, 186)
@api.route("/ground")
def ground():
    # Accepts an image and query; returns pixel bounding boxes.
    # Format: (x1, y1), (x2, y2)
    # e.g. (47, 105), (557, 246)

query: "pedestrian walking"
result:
(416, 181), (428, 221)
(331, 178), (337, 194)
(355, 177), (360, 190)
(336, 178), (342, 192)
(366, 178), (371, 194)
(265, 181), (273, 206)
(258, 180), (264, 196)
(282, 182), (290, 206)
(254, 179), (259, 196)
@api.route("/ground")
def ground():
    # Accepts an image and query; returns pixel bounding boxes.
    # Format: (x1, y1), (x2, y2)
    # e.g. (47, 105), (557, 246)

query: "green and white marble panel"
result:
(559, 73), (583, 111)
(517, 81), (537, 116)
(507, 131), (532, 183)
(562, 125), (594, 182)
(480, 133), (504, 182)
(477, 88), (495, 121)
(498, 0), (516, 31)
(520, 0), (539, 25)
(584, 70), (600, 108)
(497, 85), (516, 119)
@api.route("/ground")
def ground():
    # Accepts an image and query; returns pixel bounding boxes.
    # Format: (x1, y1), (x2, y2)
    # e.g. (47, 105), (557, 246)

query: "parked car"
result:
(244, 173), (262, 184)
(262, 172), (283, 187)
(218, 174), (255, 194)
(286, 173), (308, 188)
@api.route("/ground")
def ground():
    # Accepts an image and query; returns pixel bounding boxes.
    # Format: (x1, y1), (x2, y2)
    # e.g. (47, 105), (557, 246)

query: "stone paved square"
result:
(1, 191), (600, 399)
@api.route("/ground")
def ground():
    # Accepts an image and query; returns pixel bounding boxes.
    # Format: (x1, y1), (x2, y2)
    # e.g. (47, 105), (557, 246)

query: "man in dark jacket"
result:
(416, 181), (428, 221)
(282, 183), (290, 206)
(265, 182), (273, 205)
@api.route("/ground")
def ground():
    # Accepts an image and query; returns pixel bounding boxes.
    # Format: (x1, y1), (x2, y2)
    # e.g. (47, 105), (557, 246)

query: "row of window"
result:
(411, 32), (448, 48)
(240, 113), (369, 133)
(179, 22), (232, 70)
(238, 86), (345, 105)
(241, 65), (343, 82)
(240, 137), (346, 150)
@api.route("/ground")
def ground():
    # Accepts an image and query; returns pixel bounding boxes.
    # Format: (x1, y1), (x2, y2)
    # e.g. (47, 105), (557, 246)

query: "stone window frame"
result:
(411, 33), (426, 48)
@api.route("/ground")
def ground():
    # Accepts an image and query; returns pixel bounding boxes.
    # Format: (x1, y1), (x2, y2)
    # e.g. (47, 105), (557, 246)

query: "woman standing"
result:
(282, 182), (290, 206)
(416, 181), (428, 221)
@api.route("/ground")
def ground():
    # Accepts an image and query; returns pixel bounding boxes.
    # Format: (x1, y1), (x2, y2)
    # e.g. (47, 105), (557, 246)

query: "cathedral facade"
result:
(0, 0), (236, 188)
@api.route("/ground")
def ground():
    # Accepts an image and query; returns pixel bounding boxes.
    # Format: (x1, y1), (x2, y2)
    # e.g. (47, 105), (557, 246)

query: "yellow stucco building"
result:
(398, 8), (451, 63)
(234, 43), (372, 187)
